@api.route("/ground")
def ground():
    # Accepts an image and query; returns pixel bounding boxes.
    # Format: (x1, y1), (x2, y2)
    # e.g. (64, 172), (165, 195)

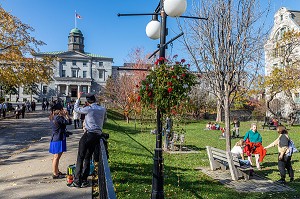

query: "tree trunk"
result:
(224, 95), (231, 152)
(216, 99), (222, 122)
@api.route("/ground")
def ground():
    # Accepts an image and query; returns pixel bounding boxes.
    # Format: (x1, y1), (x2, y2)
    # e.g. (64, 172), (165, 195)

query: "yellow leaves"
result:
(0, 6), (53, 87)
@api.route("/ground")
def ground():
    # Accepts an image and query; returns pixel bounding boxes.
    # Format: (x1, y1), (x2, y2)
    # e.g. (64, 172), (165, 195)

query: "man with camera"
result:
(69, 92), (107, 188)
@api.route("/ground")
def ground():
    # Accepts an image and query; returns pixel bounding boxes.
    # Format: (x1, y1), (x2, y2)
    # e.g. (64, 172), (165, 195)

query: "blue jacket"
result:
(74, 99), (106, 133)
(50, 115), (72, 142)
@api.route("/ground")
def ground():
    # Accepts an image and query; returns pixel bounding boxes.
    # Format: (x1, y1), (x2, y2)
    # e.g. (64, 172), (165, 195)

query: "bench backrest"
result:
(206, 146), (240, 181)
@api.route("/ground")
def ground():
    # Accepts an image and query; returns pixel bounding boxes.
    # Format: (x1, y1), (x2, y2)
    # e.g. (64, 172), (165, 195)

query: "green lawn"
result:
(104, 110), (300, 199)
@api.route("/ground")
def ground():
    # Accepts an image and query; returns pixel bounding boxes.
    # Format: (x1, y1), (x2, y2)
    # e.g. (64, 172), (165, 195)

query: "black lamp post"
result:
(118, 1), (206, 198)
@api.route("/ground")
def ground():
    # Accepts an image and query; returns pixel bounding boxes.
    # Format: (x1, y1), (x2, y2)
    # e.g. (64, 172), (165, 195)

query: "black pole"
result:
(151, 1), (166, 198)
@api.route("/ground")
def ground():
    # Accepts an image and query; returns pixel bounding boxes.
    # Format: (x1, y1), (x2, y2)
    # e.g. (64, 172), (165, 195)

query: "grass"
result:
(104, 110), (300, 199)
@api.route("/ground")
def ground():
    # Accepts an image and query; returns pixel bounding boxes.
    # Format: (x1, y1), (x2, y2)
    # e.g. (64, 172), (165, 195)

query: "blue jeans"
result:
(239, 159), (251, 167)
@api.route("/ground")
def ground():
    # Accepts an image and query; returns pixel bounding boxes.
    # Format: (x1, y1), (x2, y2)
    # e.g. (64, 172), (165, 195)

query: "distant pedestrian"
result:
(73, 108), (80, 129)
(46, 100), (49, 111)
(232, 118), (240, 138)
(49, 103), (72, 179)
(2, 102), (7, 118)
(15, 105), (21, 119)
(21, 104), (26, 118)
(68, 92), (107, 188)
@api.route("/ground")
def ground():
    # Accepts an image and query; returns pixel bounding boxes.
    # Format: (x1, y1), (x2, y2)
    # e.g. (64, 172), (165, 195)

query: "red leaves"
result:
(167, 87), (173, 93)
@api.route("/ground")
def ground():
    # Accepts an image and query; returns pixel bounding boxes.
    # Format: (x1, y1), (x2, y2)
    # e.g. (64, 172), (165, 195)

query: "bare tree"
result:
(182, 0), (269, 151)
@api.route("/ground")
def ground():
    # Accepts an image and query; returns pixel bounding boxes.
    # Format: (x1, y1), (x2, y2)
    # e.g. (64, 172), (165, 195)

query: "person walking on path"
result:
(243, 123), (265, 170)
(2, 102), (7, 118)
(264, 125), (294, 184)
(73, 108), (81, 129)
(49, 103), (72, 179)
(69, 92), (106, 188)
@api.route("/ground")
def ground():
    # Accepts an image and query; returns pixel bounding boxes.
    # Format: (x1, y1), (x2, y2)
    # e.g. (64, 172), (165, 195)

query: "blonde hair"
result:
(235, 139), (245, 147)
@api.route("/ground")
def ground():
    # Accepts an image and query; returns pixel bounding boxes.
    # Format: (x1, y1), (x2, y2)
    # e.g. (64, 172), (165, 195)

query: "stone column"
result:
(66, 85), (70, 96)
(88, 86), (91, 93)
(77, 85), (81, 94)
(57, 85), (60, 96)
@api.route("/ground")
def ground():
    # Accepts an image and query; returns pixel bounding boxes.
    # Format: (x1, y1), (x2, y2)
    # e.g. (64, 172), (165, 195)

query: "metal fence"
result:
(97, 137), (117, 199)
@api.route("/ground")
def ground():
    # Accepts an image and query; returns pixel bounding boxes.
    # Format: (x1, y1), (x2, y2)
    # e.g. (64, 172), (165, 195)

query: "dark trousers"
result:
(74, 132), (100, 184)
(74, 119), (80, 129)
(278, 153), (294, 180)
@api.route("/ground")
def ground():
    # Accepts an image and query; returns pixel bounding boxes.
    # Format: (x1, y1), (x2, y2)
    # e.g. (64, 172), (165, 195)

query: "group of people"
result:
(14, 100), (37, 119)
(231, 123), (294, 183)
(48, 92), (107, 188)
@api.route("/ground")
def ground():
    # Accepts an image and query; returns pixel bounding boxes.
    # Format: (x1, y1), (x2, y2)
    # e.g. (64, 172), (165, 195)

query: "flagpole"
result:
(75, 10), (77, 28)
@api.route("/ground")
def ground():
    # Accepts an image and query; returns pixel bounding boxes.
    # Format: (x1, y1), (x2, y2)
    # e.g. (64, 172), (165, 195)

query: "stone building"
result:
(264, 7), (300, 118)
(10, 28), (113, 103)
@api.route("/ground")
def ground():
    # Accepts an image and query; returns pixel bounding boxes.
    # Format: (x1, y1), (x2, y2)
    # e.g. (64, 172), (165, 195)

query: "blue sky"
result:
(1, 0), (300, 66)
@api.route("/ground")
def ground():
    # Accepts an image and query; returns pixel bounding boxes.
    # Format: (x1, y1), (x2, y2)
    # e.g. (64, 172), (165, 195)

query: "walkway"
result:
(0, 108), (91, 199)
(197, 167), (294, 193)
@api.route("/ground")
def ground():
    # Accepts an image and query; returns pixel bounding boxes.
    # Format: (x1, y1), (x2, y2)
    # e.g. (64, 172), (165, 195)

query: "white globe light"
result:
(146, 20), (161, 40)
(164, 0), (187, 17)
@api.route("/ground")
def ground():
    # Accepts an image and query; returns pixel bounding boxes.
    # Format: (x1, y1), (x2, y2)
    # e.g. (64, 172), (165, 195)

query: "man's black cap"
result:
(86, 93), (96, 103)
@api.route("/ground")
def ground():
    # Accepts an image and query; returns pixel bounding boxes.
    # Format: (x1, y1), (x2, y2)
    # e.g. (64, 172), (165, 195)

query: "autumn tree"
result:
(103, 47), (150, 122)
(0, 6), (53, 89)
(182, 0), (269, 151)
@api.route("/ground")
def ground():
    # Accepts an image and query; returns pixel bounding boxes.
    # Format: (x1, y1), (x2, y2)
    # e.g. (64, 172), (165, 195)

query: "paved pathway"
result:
(197, 167), (295, 193)
(0, 108), (91, 199)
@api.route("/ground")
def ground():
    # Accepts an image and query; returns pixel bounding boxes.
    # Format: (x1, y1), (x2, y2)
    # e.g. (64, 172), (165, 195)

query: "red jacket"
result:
(243, 139), (267, 162)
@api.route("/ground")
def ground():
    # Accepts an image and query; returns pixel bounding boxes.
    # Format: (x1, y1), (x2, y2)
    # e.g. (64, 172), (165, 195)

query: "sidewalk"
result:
(0, 128), (91, 199)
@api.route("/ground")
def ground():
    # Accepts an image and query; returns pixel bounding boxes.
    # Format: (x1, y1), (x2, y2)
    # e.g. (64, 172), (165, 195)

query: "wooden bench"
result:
(206, 146), (252, 181)
(262, 123), (277, 130)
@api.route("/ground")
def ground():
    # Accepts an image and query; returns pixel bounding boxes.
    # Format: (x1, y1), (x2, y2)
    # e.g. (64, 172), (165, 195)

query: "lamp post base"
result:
(151, 148), (164, 199)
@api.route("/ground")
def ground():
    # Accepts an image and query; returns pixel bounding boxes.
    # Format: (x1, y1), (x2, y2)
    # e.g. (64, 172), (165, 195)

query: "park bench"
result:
(262, 117), (280, 130)
(170, 133), (185, 151)
(206, 146), (252, 181)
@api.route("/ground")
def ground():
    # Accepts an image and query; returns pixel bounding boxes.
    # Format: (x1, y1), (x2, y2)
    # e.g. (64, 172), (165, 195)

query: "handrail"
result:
(98, 137), (117, 199)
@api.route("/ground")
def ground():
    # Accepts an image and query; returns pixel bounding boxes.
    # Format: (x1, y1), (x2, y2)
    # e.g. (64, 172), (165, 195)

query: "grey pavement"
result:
(197, 166), (295, 193)
(0, 108), (91, 199)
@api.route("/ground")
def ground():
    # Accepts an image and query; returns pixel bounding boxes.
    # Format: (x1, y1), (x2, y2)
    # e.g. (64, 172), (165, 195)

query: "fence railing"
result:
(97, 137), (117, 199)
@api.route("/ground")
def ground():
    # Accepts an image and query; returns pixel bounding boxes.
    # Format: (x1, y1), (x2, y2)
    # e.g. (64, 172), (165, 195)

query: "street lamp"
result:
(118, 1), (206, 198)
(145, 2), (186, 199)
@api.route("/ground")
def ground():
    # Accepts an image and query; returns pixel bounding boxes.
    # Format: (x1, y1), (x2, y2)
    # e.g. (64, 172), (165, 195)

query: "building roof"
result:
(70, 28), (82, 35)
(35, 51), (111, 59)
(289, 10), (300, 26)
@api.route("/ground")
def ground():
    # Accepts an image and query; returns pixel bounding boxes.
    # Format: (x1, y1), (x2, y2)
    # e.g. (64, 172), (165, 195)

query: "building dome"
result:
(68, 28), (84, 52)
(70, 28), (82, 35)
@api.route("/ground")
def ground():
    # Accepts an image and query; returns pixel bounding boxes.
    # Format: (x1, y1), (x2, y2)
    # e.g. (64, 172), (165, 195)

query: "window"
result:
(62, 70), (66, 77)
(280, 15), (283, 21)
(83, 62), (87, 67)
(82, 86), (88, 93)
(83, 71), (87, 78)
(72, 60), (76, 65)
(99, 70), (104, 79)
(43, 86), (47, 94)
(72, 70), (77, 77)
(61, 60), (66, 65)
(99, 62), (103, 67)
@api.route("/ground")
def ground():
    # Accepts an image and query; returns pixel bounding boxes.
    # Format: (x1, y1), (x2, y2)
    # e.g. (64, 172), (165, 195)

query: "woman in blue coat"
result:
(49, 103), (72, 179)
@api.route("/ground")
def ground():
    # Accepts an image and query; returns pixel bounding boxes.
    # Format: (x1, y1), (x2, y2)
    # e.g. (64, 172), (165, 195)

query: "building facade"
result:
(9, 28), (113, 102)
(264, 7), (300, 117)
